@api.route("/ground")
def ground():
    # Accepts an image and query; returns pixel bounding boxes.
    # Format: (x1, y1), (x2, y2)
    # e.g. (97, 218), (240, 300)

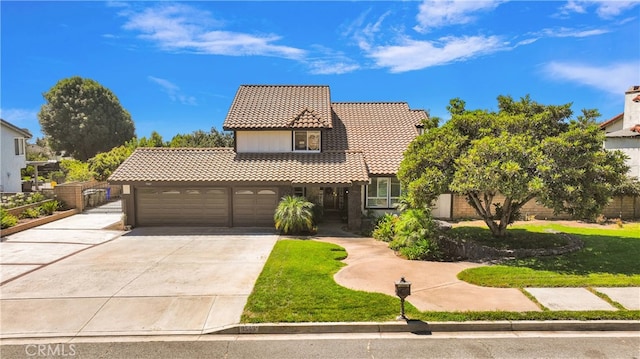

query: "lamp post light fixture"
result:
(394, 277), (411, 320)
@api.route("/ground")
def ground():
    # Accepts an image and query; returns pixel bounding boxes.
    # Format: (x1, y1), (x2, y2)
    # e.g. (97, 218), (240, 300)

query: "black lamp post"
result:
(394, 277), (411, 320)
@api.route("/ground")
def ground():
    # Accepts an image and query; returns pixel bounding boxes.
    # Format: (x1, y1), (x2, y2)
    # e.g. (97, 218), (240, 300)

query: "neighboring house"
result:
(109, 85), (450, 229)
(0, 119), (32, 193)
(600, 85), (640, 179)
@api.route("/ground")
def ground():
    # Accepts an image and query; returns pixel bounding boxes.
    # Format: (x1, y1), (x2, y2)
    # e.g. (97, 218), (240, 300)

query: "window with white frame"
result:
(293, 187), (306, 197)
(366, 177), (402, 208)
(293, 131), (320, 152)
(14, 138), (25, 156)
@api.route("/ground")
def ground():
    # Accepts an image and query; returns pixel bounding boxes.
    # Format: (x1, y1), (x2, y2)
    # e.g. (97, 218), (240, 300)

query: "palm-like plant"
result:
(274, 195), (315, 235)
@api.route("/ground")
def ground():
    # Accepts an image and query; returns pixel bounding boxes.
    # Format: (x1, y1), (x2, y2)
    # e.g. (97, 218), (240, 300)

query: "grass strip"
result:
(457, 223), (640, 287)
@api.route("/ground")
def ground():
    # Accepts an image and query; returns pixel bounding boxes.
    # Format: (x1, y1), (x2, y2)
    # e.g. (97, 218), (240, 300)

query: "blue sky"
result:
(2, 1), (639, 141)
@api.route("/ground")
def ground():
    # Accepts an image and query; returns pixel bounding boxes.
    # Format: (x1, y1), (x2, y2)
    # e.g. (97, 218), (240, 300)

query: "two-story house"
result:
(110, 85), (449, 229)
(600, 85), (640, 179)
(1, 119), (32, 193)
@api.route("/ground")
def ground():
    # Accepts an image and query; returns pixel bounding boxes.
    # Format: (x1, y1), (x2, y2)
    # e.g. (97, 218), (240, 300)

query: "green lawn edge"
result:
(457, 223), (640, 287)
(242, 238), (640, 323)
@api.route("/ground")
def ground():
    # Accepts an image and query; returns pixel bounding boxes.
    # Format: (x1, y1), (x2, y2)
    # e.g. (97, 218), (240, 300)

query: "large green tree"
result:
(38, 76), (135, 161)
(398, 95), (628, 237)
(169, 127), (234, 147)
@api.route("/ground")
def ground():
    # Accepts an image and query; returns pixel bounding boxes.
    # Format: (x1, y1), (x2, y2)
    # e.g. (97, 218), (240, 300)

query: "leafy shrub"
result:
(89, 145), (134, 181)
(26, 192), (45, 204)
(388, 208), (441, 260)
(399, 238), (439, 260)
(274, 195), (315, 235)
(372, 213), (398, 242)
(49, 170), (66, 183)
(20, 207), (41, 219)
(39, 200), (60, 215)
(60, 159), (93, 182)
(1, 208), (18, 229)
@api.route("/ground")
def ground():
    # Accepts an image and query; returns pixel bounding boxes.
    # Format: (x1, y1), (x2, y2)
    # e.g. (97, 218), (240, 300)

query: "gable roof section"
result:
(1, 119), (32, 138)
(109, 147), (369, 185)
(224, 85), (332, 130)
(288, 107), (326, 128)
(326, 102), (426, 175)
(599, 113), (624, 130)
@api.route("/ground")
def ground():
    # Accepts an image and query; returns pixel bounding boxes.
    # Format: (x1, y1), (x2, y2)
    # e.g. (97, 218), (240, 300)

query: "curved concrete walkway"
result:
(315, 223), (640, 312)
(319, 236), (541, 312)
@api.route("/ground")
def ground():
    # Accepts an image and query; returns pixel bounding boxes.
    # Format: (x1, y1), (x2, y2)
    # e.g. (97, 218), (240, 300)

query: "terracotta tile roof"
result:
(327, 102), (426, 175)
(109, 147), (369, 185)
(224, 85), (332, 129)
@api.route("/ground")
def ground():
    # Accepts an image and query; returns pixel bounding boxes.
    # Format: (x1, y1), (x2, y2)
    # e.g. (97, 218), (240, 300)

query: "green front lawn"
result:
(243, 235), (640, 323)
(242, 239), (420, 323)
(457, 223), (640, 287)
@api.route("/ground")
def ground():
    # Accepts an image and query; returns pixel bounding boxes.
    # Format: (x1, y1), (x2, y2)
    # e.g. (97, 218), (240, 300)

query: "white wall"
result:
(359, 186), (453, 220)
(623, 88), (640, 129)
(236, 130), (291, 152)
(1, 125), (28, 192)
(605, 138), (640, 178)
(431, 193), (452, 219)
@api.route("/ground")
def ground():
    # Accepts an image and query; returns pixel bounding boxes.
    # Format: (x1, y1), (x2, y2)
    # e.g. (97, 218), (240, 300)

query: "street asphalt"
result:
(0, 200), (638, 340)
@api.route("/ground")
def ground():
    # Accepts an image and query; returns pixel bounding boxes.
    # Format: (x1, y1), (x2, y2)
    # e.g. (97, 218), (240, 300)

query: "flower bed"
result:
(1, 208), (79, 237)
(1, 192), (48, 210)
(4, 200), (54, 217)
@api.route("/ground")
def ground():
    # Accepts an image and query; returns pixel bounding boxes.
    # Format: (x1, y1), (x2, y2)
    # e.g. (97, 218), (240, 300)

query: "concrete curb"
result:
(209, 320), (640, 335)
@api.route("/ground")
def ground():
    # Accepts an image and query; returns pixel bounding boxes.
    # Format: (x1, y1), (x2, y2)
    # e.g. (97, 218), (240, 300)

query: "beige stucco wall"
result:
(236, 130), (291, 152)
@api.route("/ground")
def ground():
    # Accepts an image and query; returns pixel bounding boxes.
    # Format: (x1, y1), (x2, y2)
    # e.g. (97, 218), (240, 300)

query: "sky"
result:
(1, 0), (639, 141)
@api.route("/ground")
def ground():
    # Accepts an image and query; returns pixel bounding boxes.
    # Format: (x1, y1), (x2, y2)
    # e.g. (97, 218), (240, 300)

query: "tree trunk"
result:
(466, 192), (536, 237)
(467, 192), (507, 237)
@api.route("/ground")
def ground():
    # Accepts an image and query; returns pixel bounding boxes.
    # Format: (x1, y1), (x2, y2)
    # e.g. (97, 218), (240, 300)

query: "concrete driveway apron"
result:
(1, 226), (277, 338)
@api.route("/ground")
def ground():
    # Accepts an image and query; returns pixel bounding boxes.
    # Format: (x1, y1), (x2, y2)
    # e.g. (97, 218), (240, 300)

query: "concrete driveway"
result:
(1, 225), (277, 338)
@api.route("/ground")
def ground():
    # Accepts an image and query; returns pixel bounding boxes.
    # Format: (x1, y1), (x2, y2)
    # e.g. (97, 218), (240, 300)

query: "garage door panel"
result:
(136, 187), (229, 226)
(232, 187), (278, 226)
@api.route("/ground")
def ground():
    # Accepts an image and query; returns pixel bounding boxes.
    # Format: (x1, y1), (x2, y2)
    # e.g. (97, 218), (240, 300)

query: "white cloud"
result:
(515, 25), (608, 48)
(0, 108), (38, 124)
(558, 0), (640, 19)
(148, 76), (197, 106)
(308, 60), (361, 75)
(543, 61), (640, 94)
(368, 35), (506, 73)
(305, 45), (361, 75)
(594, 0), (640, 18)
(121, 4), (305, 60)
(414, 0), (504, 32)
(0, 108), (42, 137)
